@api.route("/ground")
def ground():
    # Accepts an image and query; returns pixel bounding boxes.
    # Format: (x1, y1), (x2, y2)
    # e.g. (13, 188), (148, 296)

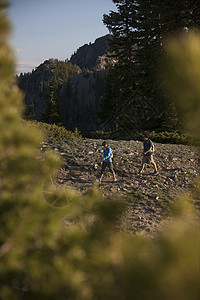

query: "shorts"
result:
(142, 155), (155, 164)
(101, 161), (114, 175)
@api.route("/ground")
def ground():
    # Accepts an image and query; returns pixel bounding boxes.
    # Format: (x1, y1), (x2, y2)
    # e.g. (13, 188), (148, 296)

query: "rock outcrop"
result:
(69, 35), (111, 70)
(59, 70), (107, 132)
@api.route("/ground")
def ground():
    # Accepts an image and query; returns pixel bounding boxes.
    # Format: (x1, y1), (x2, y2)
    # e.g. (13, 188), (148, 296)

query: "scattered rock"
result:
(41, 138), (200, 236)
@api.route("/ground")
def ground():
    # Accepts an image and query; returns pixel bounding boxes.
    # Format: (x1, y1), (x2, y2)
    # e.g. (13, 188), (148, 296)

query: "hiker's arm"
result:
(144, 140), (153, 155)
(144, 146), (152, 155)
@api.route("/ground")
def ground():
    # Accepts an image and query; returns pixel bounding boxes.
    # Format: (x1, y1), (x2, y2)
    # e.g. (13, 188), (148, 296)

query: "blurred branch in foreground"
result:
(0, 2), (200, 300)
(163, 31), (200, 139)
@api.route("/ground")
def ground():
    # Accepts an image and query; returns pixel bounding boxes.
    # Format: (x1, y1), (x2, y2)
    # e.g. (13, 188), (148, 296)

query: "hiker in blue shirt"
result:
(99, 141), (117, 183)
(139, 132), (158, 174)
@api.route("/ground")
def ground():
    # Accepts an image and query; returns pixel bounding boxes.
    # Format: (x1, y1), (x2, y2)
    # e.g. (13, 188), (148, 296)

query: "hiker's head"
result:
(143, 132), (149, 140)
(102, 141), (108, 148)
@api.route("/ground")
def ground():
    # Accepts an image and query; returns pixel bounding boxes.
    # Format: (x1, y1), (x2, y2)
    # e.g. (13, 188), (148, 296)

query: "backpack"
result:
(149, 140), (155, 153)
(110, 148), (114, 159)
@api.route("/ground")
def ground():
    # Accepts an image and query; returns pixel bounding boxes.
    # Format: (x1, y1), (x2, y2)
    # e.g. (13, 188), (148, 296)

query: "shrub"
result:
(23, 121), (82, 143)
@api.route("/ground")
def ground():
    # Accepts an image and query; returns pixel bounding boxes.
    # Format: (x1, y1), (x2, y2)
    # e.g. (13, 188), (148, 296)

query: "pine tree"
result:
(51, 59), (81, 86)
(42, 60), (81, 125)
(100, 0), (200, 133)
(100, 0), (138, 132)
(133, 0), (169, 130)
(42, 79), (62, 125)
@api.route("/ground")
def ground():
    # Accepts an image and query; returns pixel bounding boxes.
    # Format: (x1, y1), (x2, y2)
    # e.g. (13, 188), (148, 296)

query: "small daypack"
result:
(110, 148), (114, 159)
(149, 139), (155, 153)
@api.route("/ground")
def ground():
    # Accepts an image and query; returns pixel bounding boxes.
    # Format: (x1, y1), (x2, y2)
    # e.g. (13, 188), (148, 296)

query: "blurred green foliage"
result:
(163, 31), (200, 137)
(24, 120), (82, 144)
(0, 2), (200, 300)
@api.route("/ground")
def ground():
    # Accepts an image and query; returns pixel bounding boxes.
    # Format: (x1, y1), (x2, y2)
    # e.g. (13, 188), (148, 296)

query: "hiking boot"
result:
(113, 177), (117, 182)
(154, 170), (158, 174)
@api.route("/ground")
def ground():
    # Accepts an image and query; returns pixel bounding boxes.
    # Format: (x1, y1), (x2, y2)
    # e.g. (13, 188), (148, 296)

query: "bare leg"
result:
(151, 161), (158, 172)
(100, 161), (106, 182)
(112, 171), (117, 181)
(139, 163), (145, 174)
(100, 173), (104, 182)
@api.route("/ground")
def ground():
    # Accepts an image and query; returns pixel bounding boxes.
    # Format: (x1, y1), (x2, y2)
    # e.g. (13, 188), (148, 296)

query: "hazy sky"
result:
(8, 0), (116, 74)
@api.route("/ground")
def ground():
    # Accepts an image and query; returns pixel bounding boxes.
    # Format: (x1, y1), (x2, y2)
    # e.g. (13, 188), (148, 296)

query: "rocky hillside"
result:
(41, 138), (200, 236)
(70, 34), (111, 70)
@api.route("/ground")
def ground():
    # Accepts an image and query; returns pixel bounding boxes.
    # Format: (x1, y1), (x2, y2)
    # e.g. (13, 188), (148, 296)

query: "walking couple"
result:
(99, 132), (157, 183)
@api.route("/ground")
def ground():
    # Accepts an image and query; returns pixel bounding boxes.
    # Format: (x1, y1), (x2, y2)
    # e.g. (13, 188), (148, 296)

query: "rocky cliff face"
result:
(18, 60), (55, 119)
(59, 70), (107, 132)
(18, 35), (110, 130)
(70, 34), (111, 70)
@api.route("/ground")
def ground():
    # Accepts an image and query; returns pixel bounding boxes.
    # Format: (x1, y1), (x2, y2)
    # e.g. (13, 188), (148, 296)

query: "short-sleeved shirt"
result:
(103, 146), (112, 162)
(143, 139), (153, 156)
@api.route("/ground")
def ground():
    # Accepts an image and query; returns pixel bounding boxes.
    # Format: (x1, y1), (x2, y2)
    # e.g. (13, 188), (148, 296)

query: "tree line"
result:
(42, 59), (81, 125)
(99, 0), (200, 134)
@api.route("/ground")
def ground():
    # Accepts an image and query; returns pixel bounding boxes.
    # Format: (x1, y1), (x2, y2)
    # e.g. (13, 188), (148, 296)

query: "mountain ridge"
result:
(69, 34), (111, 70)
(18, 34), (110, 130)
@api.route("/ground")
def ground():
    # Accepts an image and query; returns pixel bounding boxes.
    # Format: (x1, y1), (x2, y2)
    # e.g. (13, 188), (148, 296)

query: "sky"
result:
(7, 0), (116, 74)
